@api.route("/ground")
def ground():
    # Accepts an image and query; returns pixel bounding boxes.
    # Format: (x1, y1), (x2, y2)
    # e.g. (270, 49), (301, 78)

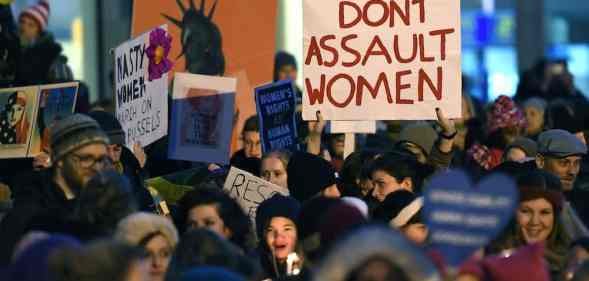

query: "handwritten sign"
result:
(223, 166), (289, 222)
(114, 25), (169, 149)
(422, 170), (517, 267)
(255, 80), (299, 154)
(168, 72), (236, 164)
(303, 0), (461, 120)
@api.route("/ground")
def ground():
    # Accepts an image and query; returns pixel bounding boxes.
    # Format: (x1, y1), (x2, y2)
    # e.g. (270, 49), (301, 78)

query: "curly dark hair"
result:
(177, 186), (253, 252)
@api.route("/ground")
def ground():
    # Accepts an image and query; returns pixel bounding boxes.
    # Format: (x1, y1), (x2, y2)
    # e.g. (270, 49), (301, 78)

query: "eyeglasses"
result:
(69, 153), (112, 169)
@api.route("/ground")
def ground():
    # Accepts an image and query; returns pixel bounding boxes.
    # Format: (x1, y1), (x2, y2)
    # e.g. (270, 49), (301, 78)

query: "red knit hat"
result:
(19, 0), (50, 31)
(482, 243), (550, 281)
(517, 170), (564, 214)
(458, 243), (550, 281)
(487, 95), (527, 134)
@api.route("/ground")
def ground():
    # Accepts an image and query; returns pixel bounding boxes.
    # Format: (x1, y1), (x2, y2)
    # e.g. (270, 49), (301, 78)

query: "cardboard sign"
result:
(255, 80), (299, 154)
(168, 72), (236, 164)
(223, 166), (290, 222)
(422, 170), (517, 267)
(29, 82), (79, 156)
(0, 86), (39, 158)
(114, 25), (169, 149)
(303, 0), (461, 120)
(329, 121), (376, 134)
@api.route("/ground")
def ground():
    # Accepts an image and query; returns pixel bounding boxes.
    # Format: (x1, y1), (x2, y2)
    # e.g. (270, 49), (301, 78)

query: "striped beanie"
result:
(49, 114), (109, 161)
(19, 0), (50, 31)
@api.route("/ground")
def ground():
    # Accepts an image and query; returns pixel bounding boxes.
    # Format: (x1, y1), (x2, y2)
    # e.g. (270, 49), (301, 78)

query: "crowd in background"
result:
(3, 1), (589, 281)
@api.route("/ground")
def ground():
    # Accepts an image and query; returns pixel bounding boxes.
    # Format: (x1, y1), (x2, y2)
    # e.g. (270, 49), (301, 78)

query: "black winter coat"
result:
(0, 170), (75, 265)
(14, 32), (62, 86)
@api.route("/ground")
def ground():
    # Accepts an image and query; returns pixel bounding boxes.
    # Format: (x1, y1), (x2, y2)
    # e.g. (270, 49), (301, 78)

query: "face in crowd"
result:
(107, 144), (123, 163)
(186, 203), (232, 239)
(265, 216), (297, 262)
(58, 143), (111, 192)
(18, 15), (40, 45)
(516, 198), (555, 243)
(370, 170), (412, 202)
(401, 223), (428, 245)
(277, 64), (297, 82)
(537, 155), (582, 191)
(524, 105), (544, 136)
(243, 130), (261, 158)
(143, 234), (173, 281)
(261, 156), (288, 191)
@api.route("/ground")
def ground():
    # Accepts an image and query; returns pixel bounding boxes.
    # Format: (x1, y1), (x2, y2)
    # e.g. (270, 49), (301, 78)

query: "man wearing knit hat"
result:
(0, 114), (110, 265)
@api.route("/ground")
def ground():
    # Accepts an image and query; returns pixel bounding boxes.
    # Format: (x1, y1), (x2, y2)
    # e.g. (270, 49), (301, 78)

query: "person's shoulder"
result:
(32, 32), (62, 53)
(10, 169), (53, 202)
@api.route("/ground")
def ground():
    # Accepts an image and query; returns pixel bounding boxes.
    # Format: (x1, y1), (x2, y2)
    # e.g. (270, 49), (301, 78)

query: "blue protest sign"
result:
(422, 170), (518, 268)
(255, 80), (299, 154)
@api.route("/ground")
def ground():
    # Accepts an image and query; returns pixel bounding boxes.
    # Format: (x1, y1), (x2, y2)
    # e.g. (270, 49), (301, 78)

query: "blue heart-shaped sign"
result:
(422, 170), (518, 268)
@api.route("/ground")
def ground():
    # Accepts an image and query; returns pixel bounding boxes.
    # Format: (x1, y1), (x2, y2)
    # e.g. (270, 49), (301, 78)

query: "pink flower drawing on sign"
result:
(146, 28), (173, 81)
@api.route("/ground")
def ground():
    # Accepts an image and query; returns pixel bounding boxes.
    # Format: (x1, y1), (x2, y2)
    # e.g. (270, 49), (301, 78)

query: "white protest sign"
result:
(114, 25), (170, 149)
(303, 0), (461, 120)
(329, 120), (376, 134)
(223, 166), (290, 222)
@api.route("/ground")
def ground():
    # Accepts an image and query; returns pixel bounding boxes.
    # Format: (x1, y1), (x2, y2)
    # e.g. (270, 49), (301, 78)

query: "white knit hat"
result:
(19, 0), (50, 31)
(115, 212), (179, 248)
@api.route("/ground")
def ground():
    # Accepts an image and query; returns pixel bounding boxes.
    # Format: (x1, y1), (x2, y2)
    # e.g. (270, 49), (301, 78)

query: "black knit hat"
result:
(373, 190), (422, 228)
(86, 111), (125, 146)
(50, 114), (109, 161)
(287, 152), (337, 203)
(255, 194), (300, 240)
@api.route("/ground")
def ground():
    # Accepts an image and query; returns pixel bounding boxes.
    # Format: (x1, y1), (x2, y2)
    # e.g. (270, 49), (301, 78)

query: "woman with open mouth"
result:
(256, 194), (307, 280)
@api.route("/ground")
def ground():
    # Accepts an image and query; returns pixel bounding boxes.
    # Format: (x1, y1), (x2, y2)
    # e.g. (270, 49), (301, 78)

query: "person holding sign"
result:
(395, 108), (457, 171)
(488, 170), (570, 279)
(87, 110), (154, 213)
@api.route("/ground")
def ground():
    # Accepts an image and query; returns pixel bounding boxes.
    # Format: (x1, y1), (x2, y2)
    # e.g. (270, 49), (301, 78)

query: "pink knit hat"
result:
(19, 0), (50, 31)
(459, 243), (550, 281)
(487, 95), (527, 134)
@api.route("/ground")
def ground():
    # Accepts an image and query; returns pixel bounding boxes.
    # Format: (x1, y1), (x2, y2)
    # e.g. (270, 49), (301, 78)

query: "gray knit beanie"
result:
(49, 114), (109, 161)
(397, 122), (437, 156)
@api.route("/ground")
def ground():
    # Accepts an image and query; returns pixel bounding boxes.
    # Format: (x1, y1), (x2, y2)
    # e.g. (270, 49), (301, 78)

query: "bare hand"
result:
(133, 142), (147, 168)
(435, 108), (456, 135)
(308, 111), (326, 136)
(33, 152), (51, 170)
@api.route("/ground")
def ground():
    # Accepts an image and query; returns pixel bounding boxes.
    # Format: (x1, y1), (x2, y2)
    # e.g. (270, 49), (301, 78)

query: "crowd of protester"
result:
(3, 1), (589, 281)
